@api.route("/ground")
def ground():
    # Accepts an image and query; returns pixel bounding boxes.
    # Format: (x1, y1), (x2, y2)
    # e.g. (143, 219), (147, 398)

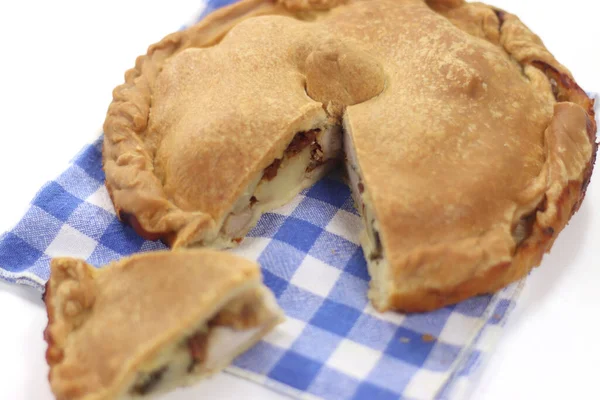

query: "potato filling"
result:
(218, 125), (342, 244)
(128, 289), (278, 396)
(343, 124), (392, 307)
(344, 128), (383, 262)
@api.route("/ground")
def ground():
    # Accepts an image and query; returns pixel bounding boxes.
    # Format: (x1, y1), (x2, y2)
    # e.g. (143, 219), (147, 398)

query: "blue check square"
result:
(384, 326), (436, 366)
(0, 233), (44, 272)
(273, 217), (324, 253)
(304, 178), (351, 208)
(343, 248), (370, 281)
(33, 182), (83, 222)
(269, 351), (323, 391)
(99, 220), (145, 255)
(352, 382), (399, 400)
(310, 299), (362, 337)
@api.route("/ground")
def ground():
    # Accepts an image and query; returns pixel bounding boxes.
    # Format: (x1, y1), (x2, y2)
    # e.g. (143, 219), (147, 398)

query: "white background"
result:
(0, 1), (599, 399)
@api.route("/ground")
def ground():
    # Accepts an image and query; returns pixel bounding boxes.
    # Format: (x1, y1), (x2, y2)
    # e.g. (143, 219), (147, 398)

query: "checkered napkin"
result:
(0, 134), (522, 399)
(4, 1), (591, 399)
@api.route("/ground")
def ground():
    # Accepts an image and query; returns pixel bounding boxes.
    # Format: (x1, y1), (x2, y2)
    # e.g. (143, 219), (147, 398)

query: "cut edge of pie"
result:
(102, 0), (597, 312)
(215, 123), (343, 248)
(43, 251), (284, 399)
(352, 4), (598, 312)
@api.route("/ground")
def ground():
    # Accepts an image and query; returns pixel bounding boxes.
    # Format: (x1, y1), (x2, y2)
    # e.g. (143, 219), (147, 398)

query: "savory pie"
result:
(103, 0), (597, 311)
(43, 250), (283, 399)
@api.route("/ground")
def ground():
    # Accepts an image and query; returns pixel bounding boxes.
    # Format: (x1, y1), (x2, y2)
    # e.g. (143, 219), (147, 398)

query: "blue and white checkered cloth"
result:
(0, 135), (522, 399)
(4, 2), (593, 399)
(0, 140), (519, 399)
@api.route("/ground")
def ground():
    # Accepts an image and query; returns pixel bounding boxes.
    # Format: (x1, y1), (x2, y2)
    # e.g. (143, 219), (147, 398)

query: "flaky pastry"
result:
(103, 0), (597, 311)
(43, 250), (283, 400)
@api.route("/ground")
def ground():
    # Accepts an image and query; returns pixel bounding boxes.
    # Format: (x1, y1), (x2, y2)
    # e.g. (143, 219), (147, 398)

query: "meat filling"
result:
(218, 125), (342, 245)
(354, 178), (383, 261)
(262, 159), (282, 181)
(131, 366), (168, 395)
(343, 122), (390, 305)
(261, 129), (322, 182)
(286, 129), (320, 157)
(187, 328), (210, 372)
(128, 289), (276, 396)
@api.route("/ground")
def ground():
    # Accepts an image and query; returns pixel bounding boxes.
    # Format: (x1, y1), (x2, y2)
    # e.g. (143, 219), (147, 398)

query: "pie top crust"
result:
(43, 250), (275, 399)
(103, 0), (597, 311)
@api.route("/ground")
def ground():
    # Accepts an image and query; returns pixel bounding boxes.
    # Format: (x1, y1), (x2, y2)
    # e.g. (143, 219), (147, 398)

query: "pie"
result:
(43, 250), (283, 400)
(103, 0), (597, 311)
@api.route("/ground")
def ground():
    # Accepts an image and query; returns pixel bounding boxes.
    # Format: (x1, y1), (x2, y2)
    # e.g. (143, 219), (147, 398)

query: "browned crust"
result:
(389, 178), (587, 312)
(43, 258), (98, 399)
(43, 280), (61, 381)
(102, 0), (294, 248)
(102, 0), (357, 248)
(381, 3), (598, 313)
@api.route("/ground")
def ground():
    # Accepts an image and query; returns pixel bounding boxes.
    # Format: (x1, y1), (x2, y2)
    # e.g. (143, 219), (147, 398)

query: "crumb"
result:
(493, 313), (502, 321)
(399, 337), (410, 343)
(421, 334), (436, 342)
(331, 249), (336, 254)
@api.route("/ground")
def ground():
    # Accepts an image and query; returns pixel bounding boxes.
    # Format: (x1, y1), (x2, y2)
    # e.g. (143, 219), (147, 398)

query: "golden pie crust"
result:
(43, 250), (283, 400)
(103, 0), (597, 311)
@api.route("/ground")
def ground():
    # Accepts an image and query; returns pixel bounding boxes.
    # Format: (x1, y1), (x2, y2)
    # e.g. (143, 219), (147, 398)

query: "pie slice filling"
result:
(343, 120), (389, 302)
(218, 123), (342, 245)
(129, 287), (280, 396)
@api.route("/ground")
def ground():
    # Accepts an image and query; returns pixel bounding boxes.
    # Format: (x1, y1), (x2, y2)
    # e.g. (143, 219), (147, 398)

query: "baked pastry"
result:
(43, 250), (283, 400)
(103, 0), (597, 311)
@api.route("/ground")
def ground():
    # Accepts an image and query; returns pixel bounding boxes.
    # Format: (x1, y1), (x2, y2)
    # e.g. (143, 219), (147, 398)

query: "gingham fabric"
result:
(0, 137), (521, 399)
(0, 1), (595, 398)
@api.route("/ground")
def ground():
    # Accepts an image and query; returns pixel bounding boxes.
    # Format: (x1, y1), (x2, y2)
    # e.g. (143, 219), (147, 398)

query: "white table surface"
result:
(1, 1), (599, 399)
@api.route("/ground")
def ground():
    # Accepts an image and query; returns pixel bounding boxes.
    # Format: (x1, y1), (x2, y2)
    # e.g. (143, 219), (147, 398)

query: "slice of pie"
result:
(43, 250), (283, 400)
(103, 0), (597, 311)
